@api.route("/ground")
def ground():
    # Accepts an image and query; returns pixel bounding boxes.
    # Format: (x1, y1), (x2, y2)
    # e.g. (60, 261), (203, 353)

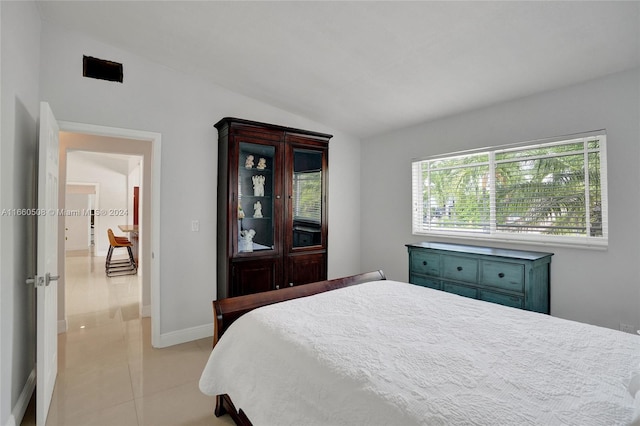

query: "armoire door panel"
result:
(231, 259), (280, 297)
(286, 253), (327, 287)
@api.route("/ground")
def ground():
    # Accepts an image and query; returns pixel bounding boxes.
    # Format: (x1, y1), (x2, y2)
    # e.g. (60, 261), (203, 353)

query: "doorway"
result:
(57, 121), (161, 347)
(65, 182), (98, 255)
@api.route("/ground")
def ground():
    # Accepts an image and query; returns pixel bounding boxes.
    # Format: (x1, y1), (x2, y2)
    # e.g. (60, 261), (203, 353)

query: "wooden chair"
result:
(105, 228), (137, 276)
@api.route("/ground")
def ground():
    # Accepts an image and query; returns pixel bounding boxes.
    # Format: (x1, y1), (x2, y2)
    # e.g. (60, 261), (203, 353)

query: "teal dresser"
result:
(407, 242), (553, 314)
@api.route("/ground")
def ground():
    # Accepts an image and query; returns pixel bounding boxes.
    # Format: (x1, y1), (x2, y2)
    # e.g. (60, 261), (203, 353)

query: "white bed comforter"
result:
(200, 280), (640, 425)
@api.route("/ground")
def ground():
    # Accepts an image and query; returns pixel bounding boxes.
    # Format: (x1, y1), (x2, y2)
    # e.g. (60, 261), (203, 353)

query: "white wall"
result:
(0, 2), (40, 425)
(362, 68), (640, 332)
(66, 151), (129, 256)
(38, 22), (362, 338)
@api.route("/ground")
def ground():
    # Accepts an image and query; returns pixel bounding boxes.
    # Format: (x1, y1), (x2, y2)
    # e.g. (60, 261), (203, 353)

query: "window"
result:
(293, 170), (322, 222)
(411, 132), (608, 248)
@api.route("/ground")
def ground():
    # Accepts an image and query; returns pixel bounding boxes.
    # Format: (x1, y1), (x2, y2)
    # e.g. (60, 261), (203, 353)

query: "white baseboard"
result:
(140, 304), (151, 318)
(6, 368), (35, 426)
(155, 323), (213, 348)
(58, 318), (68, 334)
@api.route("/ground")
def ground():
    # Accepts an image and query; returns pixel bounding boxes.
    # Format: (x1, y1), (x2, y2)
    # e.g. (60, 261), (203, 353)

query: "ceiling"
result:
(68, 149), (141, 176)
(37, 1), (639, 139)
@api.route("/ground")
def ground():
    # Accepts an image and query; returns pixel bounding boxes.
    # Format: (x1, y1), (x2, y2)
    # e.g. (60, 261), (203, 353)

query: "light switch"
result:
(191, 220), (200, 232)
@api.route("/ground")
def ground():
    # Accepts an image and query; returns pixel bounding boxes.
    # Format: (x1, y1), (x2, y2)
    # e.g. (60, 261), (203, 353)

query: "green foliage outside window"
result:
(413, 134), (607, 245)
(293, 171), (322, 222)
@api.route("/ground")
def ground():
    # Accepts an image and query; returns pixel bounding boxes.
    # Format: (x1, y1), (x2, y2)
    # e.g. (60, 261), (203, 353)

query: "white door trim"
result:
(57, 121), (162, 348)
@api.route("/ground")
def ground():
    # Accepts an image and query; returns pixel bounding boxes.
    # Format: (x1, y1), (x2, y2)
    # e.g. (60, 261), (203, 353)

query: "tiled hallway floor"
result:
(22, 251), (233, 426)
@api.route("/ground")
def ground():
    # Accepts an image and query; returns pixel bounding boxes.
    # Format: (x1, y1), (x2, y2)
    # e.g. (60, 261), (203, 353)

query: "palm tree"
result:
(421, 140), (602, 237)
(495, 145), (601, 237)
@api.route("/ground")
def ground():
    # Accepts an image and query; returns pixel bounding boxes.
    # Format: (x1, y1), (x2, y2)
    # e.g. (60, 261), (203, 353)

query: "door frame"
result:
(57, 121), (162, 347)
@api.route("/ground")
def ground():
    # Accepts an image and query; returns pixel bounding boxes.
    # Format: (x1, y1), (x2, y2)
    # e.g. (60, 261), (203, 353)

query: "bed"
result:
(199, 271), (640, 425)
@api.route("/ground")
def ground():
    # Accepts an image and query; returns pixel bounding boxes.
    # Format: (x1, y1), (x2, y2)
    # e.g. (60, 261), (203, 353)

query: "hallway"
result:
(22, 252), (232, 426)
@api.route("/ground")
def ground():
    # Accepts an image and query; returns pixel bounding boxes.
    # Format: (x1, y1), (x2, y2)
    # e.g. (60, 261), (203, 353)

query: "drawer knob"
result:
(498, 273), (505, 278)
(457, 266), (463, 271)
(422, 261), (427, 266)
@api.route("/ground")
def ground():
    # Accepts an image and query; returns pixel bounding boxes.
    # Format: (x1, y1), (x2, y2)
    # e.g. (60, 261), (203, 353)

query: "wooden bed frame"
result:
(211, 270), (387, 425)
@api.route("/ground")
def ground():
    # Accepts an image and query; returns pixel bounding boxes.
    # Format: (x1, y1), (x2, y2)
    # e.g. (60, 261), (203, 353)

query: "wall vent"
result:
(83, 55), (123, 83)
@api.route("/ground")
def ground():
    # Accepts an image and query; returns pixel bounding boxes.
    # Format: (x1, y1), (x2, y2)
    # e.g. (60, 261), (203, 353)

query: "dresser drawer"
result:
(442, 256), (478, 282)
(410, 275), (441, 290)
(410, 251), (440, 276)
(479, 290), (523, 309)
(481, 261), (525, 293)
(443, 282), (478, 299)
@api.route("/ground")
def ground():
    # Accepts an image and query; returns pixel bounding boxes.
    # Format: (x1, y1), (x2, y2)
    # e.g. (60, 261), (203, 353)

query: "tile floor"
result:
(22, 251), (234, 426)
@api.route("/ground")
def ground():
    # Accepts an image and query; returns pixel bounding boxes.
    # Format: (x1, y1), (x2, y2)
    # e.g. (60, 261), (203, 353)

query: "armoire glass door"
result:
(291, 148), (323, 248)
(237, 142), (276, 253)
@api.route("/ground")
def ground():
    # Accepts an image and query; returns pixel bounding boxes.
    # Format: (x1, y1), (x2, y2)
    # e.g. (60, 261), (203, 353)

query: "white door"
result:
(65, 192), (90, 251)
(34, 102), (60, 425)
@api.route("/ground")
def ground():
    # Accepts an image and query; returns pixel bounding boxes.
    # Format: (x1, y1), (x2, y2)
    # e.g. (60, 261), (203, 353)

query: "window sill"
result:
(412, 230), (608, 251)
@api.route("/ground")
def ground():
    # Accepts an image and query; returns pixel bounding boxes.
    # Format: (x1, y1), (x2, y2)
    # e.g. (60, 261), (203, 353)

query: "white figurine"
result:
(240, 229), (256, 252)
(253, 201), (263, 218)
(252, 175), (265, 197)
(257, 158), (267, 170)
(245, 155), (254, 169)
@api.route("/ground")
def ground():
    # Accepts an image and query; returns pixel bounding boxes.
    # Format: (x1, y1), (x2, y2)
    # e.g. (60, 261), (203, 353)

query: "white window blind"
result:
(293, 171), (322, 222)
(412, 132), (608, 248)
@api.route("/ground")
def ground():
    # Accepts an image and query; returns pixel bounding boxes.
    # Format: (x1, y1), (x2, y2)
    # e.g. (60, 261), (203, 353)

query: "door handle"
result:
(25, 276), (46, 287)
(46, 273), (60, 286)
(27, 273), (60, 287)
